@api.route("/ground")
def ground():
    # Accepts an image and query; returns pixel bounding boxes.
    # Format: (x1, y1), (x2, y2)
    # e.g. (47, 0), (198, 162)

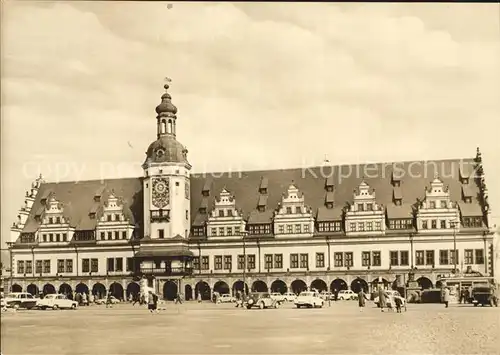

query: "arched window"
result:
(161, 119), (167, 134)
(167, 119), (173, 134)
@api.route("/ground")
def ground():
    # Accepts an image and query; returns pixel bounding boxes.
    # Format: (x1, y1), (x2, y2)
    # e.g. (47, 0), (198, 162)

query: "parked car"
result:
(219, 294), (236, 303)
(338, 290), (357, 300)
(4, 292), (38, 310)
(294, 291), (324, 308)
(283, 292), (297, 302)
(374, 290), (406, 309)
(270, 292), (286, 303)
(37, 294), (78, 310)
(471, 286), (498, 307)
(244, 292), (278, 309)
(95, 296), (120, 305)
(320, 291), (335, 301)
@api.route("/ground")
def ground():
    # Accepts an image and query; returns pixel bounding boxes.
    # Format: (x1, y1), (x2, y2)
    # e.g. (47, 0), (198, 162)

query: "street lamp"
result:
(450, 220), (459, 274)
(238, 231), (249, 296)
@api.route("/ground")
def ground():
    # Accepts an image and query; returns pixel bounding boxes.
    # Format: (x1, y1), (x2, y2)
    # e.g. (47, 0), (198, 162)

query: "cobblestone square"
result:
(2, 301), (499, 354)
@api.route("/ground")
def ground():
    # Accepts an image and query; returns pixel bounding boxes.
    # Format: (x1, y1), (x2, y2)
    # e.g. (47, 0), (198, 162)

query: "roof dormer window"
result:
(259, 177), (268, 195)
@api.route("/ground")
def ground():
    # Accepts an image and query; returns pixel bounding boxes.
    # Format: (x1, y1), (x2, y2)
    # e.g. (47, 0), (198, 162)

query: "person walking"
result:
(152, 292), (159, 313)
(443, 287), (450, 308)
(148, 291), (155, 313)
(197, 291), (202, 303)
(378, 286), (387, 312)
(357, 289), (369, 312)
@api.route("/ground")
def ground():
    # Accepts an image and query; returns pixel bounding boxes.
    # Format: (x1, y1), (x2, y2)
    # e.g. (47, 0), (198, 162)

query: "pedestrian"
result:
(148, 291), (155, 313)
(106, 292), (113, 308)
(152, 292), (159, 313)
(443, 287), (450, 308)
(378, 286), (387, 312)
(394, 296), (403, 313)
(197, 291), (202, 303)
(333, 289), (338, 302)
(357, 289), (369, 312)
(174, 293), (183, 304)
(235, 290), (242, 308)
(82, 292), (87, 306)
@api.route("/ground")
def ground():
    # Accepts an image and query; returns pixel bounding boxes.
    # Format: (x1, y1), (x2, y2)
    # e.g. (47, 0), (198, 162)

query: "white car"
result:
(4, 292), (38, 310)
(374, 290), (406, 309)
(95, 296), (120, 305)
(270, 293), (286, 303)
(37, 294), (78, 310)
(338, 290), (357, 300)
(294, 291), (324, 308)
(219, 294), (236, 303)
(320, 291), (335, 301)
(283, 292), (297, 302)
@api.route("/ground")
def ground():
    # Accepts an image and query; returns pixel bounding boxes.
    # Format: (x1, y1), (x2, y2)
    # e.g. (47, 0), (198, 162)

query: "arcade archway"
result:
(11, 284), (22, 292)
(75, 283), (89, 295)
(371, 277), (389, 291)
(350, 278), (369, 293)
(163, 281), (178, 301)
(330, 278), (348, 292)
(109, 282), (124, 300)
(185, 285), (193, 301)
(27, 284), (39, 296)
(232, 280), (249, 295)
(126, 282), (140, 300)
(42, 283), (56, 295)
(252, 280), (268, 292)
(310, 279), (328, 292)
(59, 283), (73, 298)
(92, 283), (107, 299)
(417, 277), (433, 290)
(195, 281), (211, 300)
(291, 279), (307, 294)
(270, 279), (287, 294)
(213, 281), (230, 295)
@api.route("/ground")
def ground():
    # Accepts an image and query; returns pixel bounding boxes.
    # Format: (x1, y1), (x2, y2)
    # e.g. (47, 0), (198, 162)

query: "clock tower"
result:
(142, 83), (191, 240)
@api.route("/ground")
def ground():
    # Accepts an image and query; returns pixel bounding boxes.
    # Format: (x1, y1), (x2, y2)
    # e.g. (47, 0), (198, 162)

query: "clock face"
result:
(152, 177), (169, 208)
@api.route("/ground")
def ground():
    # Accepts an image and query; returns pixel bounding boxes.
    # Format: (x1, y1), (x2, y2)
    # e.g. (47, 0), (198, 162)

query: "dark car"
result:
(244, 292), (279, 310)
(471, 286), (498, 307)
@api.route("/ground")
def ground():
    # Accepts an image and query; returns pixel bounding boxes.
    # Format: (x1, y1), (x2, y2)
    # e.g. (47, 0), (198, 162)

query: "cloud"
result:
(1, 2), (499, 244)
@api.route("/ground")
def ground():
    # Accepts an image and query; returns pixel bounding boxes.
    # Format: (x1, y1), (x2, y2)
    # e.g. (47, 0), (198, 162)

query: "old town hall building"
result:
(7, 83), (496, 301)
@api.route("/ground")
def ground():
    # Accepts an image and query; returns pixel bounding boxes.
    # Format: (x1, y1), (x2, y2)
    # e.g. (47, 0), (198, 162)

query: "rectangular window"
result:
(126, 258), (134, 272)
(42, 234), (47, 242)
(278, 225), (285, 234)
(295, 224), (301, 233)
(218, 210), (224, 217)
(440, 220), (446, 229)
(464, 249), (473, 264)
(290, 254), (299, 268)
(100, 232), (105, 240)
(375, 222), (381, 230)
(286, 207), (292, 214)
(400, 251), (409, 266)
(211, 228), (217, 236)
(36, 260), (43, 274)
(430, 201), (436, 209)
(299, 254), (308, 269)
(49, 233), (53, 242)
(158, 229), (164, 239)
(219, 227), (225, 236)
(287, 225), (293, 234)
(201, 256), (209, 270)
(82, 259), (90, 273)
(237, 255), (245, 270)
(440, 200), (447, 208)
(358, 203), (364, 211)
(350, 222), (356, 231)
(214, 256), (223, 270)
(304, 224), (310, 233)
(193, 256), (200, 271)
(358, 222), (365, 231)
(362, 251), (371, 266)
(114, 231), (119, 240)
(334, 252), (343, 267)
(116, 258), (123, 272)
(25, 260), (32, 274)
(316, 253), (325, 268)
(43, 260), (51, 274)
(56, 234), (60, 242)
(449, 249), (459, 265)
(422, 220), (428, 229)
(227, 209), (233, 217)
(91, 259), (98, 273)
(416, 250), (425, 266)
(226, 227), (233, 236)
(223, 256), (232, 270)
(265, 254), (273, 270)
(107, 258), (115, 272)
(425, 250), (435, 266)
(17, 260), (25, 274)
(431, 220), (437, 229)
(295, 206), (301, 214)
(235, 226), (241, 234)
(247, 255), (255, 269)
(367, 203), (373, 211)
(318, 223), (325, 232)
(439, 250), (449, 265)
(475, 249), (484, 264)
(367, 222), (373, 231)
(66, 259), (73, 273)
(372, 251), (381, 266)
(57, 259), (65, 273)
(274, 254), (283, 269)
(390, 251), (399, 266)
(345, 252), (353, 267)
(122, 231), (127, 239)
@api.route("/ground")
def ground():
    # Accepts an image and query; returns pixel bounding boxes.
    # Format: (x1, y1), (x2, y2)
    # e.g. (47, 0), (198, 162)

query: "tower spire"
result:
(155, 79), (178, 138)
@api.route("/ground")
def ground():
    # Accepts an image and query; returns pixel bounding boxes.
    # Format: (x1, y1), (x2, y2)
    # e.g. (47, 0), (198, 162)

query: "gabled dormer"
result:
(274, 183), (314, 237)
(345, 180), (385, 235)
(210, 188), (242, 219)
(391, 169), (402, 187)
(257, 194), (268, 213)
(207, 188), (245, 239)
(393, 187), (403, 206)
(94, 186), (105, 202)
(259, 177), (268, 195)
(198, 197), (208, 214)
(325, 176), (335, 193)
(202, 179), (212, 197)
(461, 184), (474, 204)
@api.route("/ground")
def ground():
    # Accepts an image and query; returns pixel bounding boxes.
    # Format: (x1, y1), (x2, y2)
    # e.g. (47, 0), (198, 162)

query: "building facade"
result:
(7, 83), (496, 301)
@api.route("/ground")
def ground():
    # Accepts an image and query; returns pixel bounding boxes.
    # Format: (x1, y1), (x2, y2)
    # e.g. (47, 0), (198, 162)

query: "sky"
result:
(1, 2), (500, 248)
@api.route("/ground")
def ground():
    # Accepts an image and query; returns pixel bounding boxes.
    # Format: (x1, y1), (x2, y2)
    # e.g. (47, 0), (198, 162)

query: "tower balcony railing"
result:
(139, 266), (193, 276)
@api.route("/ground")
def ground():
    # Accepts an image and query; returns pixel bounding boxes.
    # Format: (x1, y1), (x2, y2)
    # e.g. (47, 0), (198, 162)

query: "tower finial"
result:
(156, 77), (177, 116)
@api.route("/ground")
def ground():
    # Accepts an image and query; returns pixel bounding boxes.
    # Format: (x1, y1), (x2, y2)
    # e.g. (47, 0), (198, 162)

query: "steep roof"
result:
(20, 158), (483, 235)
